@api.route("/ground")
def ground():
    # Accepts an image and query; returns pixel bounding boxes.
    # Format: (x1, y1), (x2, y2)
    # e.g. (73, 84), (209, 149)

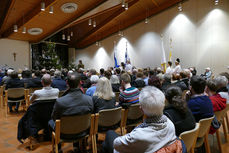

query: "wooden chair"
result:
(224, 104), (229, 136)
(122, 103), (143, 134)
(195, 116), (214, 153)
(115, 92), (120, 102)
(5, 88), (26, 113)
(214, 105), (229, 152)
(0, 86), (4, 107)
(179, 123), (200, 153)
(52, 114), (97, 153)
(94, 107), (125, 135)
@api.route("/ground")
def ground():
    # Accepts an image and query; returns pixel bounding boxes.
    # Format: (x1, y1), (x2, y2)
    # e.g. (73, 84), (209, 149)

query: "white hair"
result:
(214, 75), (228, 89)
(93, 77), (115, 100)
(139, 86), (165, 117)
(90, 75), (99, 84)
(110, 75), (120, 84)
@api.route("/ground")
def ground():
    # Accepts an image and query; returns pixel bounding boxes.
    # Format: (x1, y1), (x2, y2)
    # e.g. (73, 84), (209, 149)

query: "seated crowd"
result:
(0, 58), (229, 153)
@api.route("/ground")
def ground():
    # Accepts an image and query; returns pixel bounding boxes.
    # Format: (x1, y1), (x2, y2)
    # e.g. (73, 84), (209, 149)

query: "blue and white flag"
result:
(125, 41), (129, 64)
(114, 41), (119, 68)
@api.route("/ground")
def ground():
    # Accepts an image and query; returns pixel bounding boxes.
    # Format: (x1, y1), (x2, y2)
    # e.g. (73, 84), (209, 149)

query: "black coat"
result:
(6, 78), (24, 89)
(26, 77), (42, 88)
(164, 105), (196, 136)
(132, 78), (145, 88)
(51, 88), (93, 120)
(112, 83), (120, 92)
(92, 96), (116, 113)
(17, 99), (56, 143)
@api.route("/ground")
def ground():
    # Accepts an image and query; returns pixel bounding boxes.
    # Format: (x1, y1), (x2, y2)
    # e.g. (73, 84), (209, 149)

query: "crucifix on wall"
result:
(13, 52), (17, 61)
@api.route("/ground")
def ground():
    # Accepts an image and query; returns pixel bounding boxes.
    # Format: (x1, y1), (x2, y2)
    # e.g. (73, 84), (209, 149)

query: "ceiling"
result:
(0, 0), (184, 49)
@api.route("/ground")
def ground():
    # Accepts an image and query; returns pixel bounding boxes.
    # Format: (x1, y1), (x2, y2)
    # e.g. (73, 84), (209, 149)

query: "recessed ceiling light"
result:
(61, 3), (78, 13)
(28, 28), (43, 35)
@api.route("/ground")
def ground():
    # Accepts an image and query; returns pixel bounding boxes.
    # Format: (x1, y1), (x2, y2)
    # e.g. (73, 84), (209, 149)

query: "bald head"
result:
(42, 74), (52, 86)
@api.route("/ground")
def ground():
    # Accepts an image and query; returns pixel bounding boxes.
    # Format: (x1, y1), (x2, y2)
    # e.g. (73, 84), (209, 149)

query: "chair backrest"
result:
(179, 123), (200, 152)
(58, 91), (65, 97)
(215, 109), (227, 123)
(127, 103), (143, 120)
(60, 113), (91, 134)
(7, 88), (25, 98)
(225, 103), (229, 112)
(98, 107), (122, 127)
(115, 92), (119, 102)
(198, 116), (214, 138)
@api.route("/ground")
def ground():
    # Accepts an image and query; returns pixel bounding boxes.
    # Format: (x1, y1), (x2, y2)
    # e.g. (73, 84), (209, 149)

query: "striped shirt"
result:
(119, 87), (139, 104)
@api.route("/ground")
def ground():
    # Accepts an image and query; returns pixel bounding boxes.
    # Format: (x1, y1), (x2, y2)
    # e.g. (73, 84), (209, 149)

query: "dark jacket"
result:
(51, 88), (93, 120)
(51, 77), (67, 91)
(173, 80), (188, 91)
(112, 83), (120, 92)
(26, 77), (42, 88)
(188, 95), (214, 122)
(17, 99), (56, 143)
(161, 81), (172, 92)
(92, 96), (116, 113)
(6, 78), (24, 89)
(164, 105), (196, 136)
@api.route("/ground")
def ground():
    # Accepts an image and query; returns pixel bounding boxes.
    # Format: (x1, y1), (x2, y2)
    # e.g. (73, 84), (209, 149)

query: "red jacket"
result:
(210, 94), (226, 112)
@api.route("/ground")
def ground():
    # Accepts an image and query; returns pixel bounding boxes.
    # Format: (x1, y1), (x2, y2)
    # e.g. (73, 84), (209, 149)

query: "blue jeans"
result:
(8, 102), (20, 111)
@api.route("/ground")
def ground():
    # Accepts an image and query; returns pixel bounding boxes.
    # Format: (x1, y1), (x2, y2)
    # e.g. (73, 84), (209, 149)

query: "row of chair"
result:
(180, 103), (229, 153)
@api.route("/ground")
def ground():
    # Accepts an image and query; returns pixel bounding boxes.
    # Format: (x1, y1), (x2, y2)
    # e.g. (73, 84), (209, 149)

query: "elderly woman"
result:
(164, 86), (196, 136)
(85, 75), (99, 97)
(93, 77), (116, 113)
(110, 75), (120, 92)
(214, 75), (229, 103)
(102, 86), (183, 153)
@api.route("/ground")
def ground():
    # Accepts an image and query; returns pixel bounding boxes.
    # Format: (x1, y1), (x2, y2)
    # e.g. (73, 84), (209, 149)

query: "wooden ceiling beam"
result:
(76, 0), (182, 48)
(70, 0), (139, 46)
(0, 0), (16, 36)
(73, 0), (139, 45)
(152, 0), (159, 7)
(37, 0), (107, 43)
(1, 0), (58, 38)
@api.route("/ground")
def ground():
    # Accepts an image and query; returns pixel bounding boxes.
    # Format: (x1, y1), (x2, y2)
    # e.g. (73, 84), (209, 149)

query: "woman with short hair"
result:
(93, 77), (116, 113)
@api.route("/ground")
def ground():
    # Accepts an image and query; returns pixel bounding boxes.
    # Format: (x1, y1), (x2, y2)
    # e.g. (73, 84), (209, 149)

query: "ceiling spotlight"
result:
(70, 31), (73, 37)
(145, 18), (148, 24)
(88, 18), (92, 26)
(62, 34), (65, 40)
(118, 31), (122, 36)
(122, 0), (125, 7)
(22, 27), (26, 34)
(13, 25), (18, 32)
(215, 0), (219, 5)
(67, 35), (70, 41)
(49, 6), (54, 14)
(125, 3), (128, 10)
(178, 3), (182, 12)
(93, 20), (96, 27)
(96, 41), (99, 46)
(41, 2), (45, 11)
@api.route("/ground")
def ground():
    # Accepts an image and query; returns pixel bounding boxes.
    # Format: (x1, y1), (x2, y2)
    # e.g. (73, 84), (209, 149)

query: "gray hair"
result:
(214, 75), (228, 89)
(54, 70), (61, 77)
(163, 73), (171, 82)
(110, 75), (120, 84)
(93, 77), (115, 100)
(139, 86), (165, 117)
(90, 75), (99, 84)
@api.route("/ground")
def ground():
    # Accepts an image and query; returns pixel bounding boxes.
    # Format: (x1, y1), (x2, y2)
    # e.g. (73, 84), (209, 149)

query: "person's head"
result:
(139, 86), (165, 117)
(175, 58), (180, 66)
(136, 72), (144, 79)
(163, 73), (172, 83)
(110, 75), (120, 84)
(54, 70), (61, 78)
(10, 71), (18, 79)
(93, 77), (115, 100)
(190, 75), (206, 94)
(23, 70), (32, 78)
(89, 69), (97, 77)
(104, 70), (112, 80)
(79, 60), (82, 64)
(41, 68), (46, 75)
(100, 68), (105, 75)
(205, 67), (210, 72)
(180, 71), (187, 79)
(90, 75), (99, 84)
(34, 70), (41, 78)
(41, 74), (52, 87)
(121, 62), (125, 67)
(132, 69), (138, 75)
(115, 68), (121, 75)
(220, 72), (229, 81)
(168, 61), (172, 67)
(67, 72), (81, 88)
(148, 75), (161, 89)
(206, 80), (217, 93)
(143, 71), (148, 78)
(214, 75), (228, 90)
(7, 69), (14, 76)
(120, 73), (131, 85)
(156, 67), (162, 74)
(165, 86), (188, 114)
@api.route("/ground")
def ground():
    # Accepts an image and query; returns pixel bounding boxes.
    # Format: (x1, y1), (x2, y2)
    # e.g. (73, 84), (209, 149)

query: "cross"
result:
(13, 52), (17, 61)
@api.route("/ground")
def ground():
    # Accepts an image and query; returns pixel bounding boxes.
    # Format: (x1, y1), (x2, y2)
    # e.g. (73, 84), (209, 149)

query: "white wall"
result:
(72, 0), (229, 75)
(0, 39), (30, 70)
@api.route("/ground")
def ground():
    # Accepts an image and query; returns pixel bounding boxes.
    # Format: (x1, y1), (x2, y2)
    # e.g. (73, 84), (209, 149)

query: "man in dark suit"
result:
(51, 70), (67, 91)
(6, 71), (24, 112)
(26, 70), (42, 88)
(50, 72), (93, 152)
